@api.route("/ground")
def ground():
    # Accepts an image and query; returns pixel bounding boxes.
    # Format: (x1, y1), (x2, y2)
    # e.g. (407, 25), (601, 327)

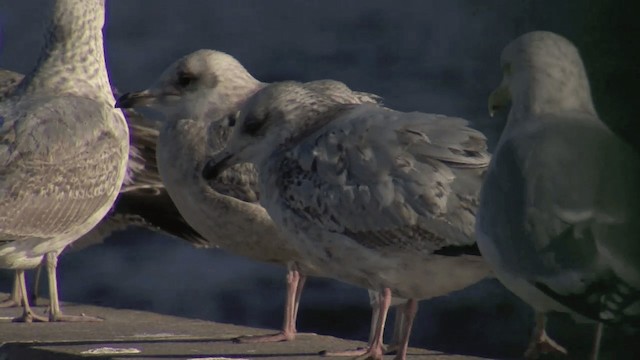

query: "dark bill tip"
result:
(115, 91), (152, 109)
(202, 154), (233, 180)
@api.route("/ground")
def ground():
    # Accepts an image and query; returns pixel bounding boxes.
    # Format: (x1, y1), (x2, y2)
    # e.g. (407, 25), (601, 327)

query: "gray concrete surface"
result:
(0, 294), (486, 360)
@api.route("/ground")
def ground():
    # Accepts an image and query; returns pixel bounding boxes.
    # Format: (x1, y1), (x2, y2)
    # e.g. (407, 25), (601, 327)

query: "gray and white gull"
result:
(203, 81), (493, 360)
(477, 31), (640, 360)
(0, 68), (205, 309)
(0, 0), (129, 322)
(115, 49), (397, 345)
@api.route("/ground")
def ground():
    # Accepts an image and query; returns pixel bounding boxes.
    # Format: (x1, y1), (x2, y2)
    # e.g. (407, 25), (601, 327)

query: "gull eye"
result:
(242, 112), (267, 136)
(176, 72), (196, 88)
(226, 112), (238, 127)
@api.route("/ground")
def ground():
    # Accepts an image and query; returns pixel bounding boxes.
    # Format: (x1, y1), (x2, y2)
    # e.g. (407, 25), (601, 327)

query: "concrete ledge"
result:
(0, 296), (485, 360)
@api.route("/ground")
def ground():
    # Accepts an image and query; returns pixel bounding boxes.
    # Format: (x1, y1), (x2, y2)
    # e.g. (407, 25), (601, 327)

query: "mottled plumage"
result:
(276, 104), (488, 255)
(204, 81), (492, 360)
(73, 109), (207, 250)
(477, 31), (640, 359)
(0, 81), (205, 305)
(115, 49), (388, 344)
(0, 70), (23, 101)
(0, 69), (204, 250)
(0, 0), (129, 322)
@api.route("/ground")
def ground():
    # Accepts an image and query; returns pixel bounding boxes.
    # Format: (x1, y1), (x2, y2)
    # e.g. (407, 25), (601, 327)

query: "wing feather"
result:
(0, 96), (126, 241)
(277, 104), (489, 252)
(483, 112), (640, 324)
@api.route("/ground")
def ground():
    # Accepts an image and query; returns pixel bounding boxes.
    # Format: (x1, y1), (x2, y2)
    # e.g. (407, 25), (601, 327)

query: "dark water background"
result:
(1, 1), (639, 358)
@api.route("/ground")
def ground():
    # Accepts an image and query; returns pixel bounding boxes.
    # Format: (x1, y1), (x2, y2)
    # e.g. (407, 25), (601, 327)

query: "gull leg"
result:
(393, 298), (417, 360)
(30, 262), (44, 305)
(45, 252), (103, 322)
(291, 272), (307, 330)
(0, 271), (22, 308)
(369, 290), (382, 346)
(590, 322), (603, 360)
(321, 288), (391, 359)
(12, 270), (48, 323)
(235, 265), (305, 343)
(355, 288), (391, 360)
(385, 303), (406, 354)
(523, 311), (567, 359)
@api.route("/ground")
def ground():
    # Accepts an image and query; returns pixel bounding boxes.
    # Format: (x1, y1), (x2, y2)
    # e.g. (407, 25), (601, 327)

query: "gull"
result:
(115, 49), (413, 348)
(0, 67), (206, 307)
(0, 0), (129, 322)
(203, 81), (493, 360)
(477, 31), (640, 360)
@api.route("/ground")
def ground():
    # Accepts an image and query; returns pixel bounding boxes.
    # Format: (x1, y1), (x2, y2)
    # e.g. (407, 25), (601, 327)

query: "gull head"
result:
(202, 81), (340, 180)
(488, 31), (595, 117)
(115, 49), (262, 120)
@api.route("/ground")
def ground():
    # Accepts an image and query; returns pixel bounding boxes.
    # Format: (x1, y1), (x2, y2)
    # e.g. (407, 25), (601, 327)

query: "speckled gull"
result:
(203, 81), (493, 360)
(0, 68), (205, 308)
(115, 49), (403, 345)
(477, 31), (640, 360)
(0, 0), (129, 322)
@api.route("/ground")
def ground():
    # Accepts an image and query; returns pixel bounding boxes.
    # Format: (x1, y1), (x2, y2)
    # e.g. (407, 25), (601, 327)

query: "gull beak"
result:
(488, 82), (510, 117)
(202, 151), (235, 180)
(115, 90), (156, 109)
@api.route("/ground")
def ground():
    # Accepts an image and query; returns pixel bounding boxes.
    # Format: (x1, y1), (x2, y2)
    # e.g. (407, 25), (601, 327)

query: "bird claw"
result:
(0, 298), (21, 308)
(318, 347), (368, 357)
(12, 310), (48, 323)
(524, 334), (568, 359)
(233, 331), (295, 343)
(319, 345), (384, 360)
(49, 313), (104, 322)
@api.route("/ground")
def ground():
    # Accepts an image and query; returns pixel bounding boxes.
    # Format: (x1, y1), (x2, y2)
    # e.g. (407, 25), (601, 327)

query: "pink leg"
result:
(385, 303), (406, 354)
(523, 311), (567, 359)
(235, 266), (305, 343)
(292, 273), (306, 329)
(320, 288), (391, 359)
(12, 270), (48, 323)
(393, 299), (418, 360)
(0, 271), (22, 308)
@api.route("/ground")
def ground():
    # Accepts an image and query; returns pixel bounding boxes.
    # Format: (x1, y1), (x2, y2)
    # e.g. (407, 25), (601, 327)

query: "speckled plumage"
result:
(205, 81), (492, 359)
(117, 50), (384, 267)
(115, 49), (388, 343)
(0, 70), (23, 101)
(71, 109), (206, 250)
(477, 31), (640, 358)
(0, 0), (128, 321)
(0, 0), (128, 266)
(0, 70), (204, 250)
(216, 82), (491, 296)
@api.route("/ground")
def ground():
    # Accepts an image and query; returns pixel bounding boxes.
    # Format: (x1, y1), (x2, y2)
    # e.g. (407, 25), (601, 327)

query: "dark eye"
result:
(242, 112), (267, 136)
(227, 113), (237, 127)
(176, 72), (196, 88)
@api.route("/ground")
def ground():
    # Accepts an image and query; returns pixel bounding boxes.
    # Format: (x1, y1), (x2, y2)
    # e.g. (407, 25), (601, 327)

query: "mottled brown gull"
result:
(203, 81), (493, 360)
(115, 49), (394, 344)
(0, 0), (129, 322)
(477, 31), (640, 360)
